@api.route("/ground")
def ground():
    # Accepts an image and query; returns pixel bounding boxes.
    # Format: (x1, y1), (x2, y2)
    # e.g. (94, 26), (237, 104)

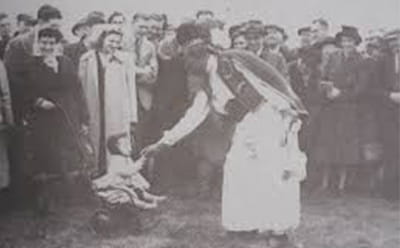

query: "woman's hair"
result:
(88, 25), (123, 51)
(38, 27), (63, 42)
(108, 11), (125, 24)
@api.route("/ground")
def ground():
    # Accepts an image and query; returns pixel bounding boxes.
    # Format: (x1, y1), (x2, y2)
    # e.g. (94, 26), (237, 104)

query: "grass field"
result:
(0, 189), (399, 248)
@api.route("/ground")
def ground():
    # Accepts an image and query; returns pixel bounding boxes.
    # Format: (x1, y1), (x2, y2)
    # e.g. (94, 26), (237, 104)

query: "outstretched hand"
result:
(141, 142), (169, 158)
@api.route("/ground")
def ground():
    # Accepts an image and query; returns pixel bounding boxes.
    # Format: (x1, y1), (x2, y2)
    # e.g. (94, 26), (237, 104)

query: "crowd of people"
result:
(0, 4), (399, 247)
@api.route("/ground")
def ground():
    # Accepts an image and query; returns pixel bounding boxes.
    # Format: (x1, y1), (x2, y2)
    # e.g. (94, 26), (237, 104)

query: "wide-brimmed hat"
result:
(335, 25), (362, 45)
(264, 24), (288, 41)
(72, 13), (105, 36)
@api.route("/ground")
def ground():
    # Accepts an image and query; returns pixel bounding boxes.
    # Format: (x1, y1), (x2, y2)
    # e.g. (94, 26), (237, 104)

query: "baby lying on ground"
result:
(92, 133), (166, 209)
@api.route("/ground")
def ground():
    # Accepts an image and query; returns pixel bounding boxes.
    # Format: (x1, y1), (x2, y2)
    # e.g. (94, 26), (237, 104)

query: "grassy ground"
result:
(0, 190), (399, 248)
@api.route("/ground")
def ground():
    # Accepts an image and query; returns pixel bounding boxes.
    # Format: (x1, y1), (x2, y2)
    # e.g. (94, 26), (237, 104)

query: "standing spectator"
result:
(297, 27), (312, 49)
(79, 25), (137, 176)
(312, 26), (367, 193)
(4, 4), (63, 123)
(0, 59), (14, 191)
(243, 22), (264, 55)
(4, 5), (63, 207)
(311, 18), (331, 45)
(21, 28), (89, 211)
(229, 24), (247, 49)
(264, 24), (296, 62)
(379, 29), (400, 199)
(0, 13), (12, 60)
(148, 14), (167, 47)
(108, 11), (126, 27)
(130, 13), (158, 157)
(14, 14), (36, 38)
(64, 14), (105, 69)
(260, 24), (289, 78)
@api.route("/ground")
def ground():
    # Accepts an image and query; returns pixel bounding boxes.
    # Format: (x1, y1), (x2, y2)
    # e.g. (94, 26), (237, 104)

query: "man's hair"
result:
(312, 18), (329, 28)
(38, 27), (63, 42)
(37, 4), (62, 22)
(108, 11), (125, 24)
(196, 10), (214, 19)
(0, 13), (8, 22)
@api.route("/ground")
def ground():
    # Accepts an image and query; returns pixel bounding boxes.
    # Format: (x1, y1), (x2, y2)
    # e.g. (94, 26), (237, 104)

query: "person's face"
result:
(0, 17), (11, 37)
(133, 18), (150, 38)
(340, 36), (356, 52)
(148, 19), (164, 42)
(299, 31), (312, 47)
(117, 138), (131, 156)
(41, 18), (62, 30)
(102, 33), (122, 55)
(111, 15), (125, 27)
(245, 34), (263, 53)
(232, 35), (248, 49)
(265, 29), (283, 46)
(311, 23), (327, 42)
(38, 36), (58, 57)
(321, 44), (337, 61)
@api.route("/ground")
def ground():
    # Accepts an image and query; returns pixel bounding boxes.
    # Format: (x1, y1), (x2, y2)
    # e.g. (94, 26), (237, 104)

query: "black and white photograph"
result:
(0, 0), (399, 247)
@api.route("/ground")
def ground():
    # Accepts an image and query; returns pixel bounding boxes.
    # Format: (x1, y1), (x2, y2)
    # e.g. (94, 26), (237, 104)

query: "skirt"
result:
(221, 103), (303, 233)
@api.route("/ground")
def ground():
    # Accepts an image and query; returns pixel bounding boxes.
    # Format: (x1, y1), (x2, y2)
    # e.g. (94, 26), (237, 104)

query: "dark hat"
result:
(264, 24), (288, 40)
(335, 25), (362, 45)
(71, 18), (87, 36)
(297, 26), (311, 36)
(243, 22), (264, 37)
(229, 24), (245, 39)
(72, 14), (105, 36)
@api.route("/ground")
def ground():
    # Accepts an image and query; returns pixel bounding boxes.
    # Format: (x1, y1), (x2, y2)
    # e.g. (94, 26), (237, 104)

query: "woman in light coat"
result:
(79, 25), (137, 176)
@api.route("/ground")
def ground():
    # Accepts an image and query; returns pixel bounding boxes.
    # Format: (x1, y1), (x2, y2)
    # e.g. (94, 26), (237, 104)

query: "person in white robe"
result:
(142, 22), (307, 247)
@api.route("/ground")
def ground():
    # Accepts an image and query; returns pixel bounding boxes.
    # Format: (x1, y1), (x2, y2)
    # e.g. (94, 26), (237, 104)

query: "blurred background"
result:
(0, 0), (399, 45)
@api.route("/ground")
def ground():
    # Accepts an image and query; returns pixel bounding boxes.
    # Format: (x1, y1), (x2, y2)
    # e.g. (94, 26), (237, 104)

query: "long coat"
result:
(78, 50), (137, 174)
(22, 56), (88, 176)
(312, 50), (368, 165)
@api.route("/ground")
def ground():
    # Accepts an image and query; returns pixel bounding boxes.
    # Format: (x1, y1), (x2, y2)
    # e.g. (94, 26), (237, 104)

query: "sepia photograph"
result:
(0, 0), (399, 247)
